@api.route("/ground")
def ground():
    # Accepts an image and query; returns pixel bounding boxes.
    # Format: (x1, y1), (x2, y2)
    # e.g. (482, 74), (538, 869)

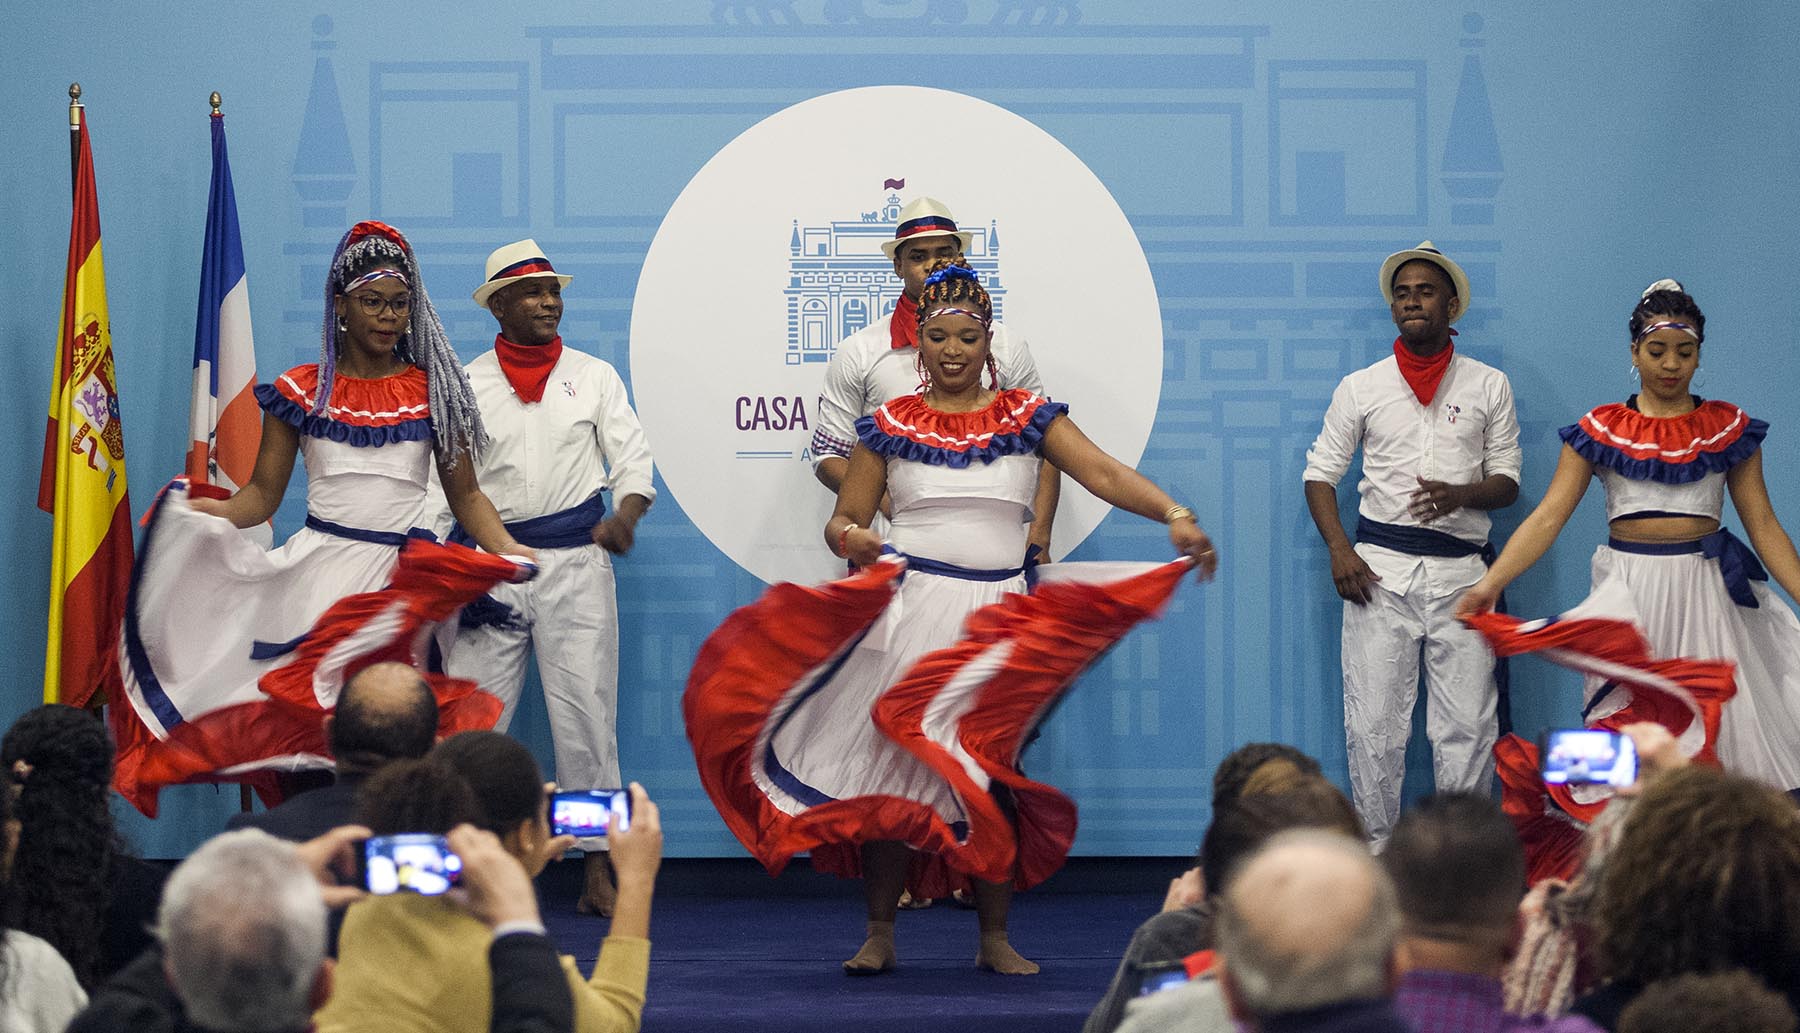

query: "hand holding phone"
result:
(1541, 728), (1638, 787)
(550, 789), (632, 838)
(359, 833), (463, 896)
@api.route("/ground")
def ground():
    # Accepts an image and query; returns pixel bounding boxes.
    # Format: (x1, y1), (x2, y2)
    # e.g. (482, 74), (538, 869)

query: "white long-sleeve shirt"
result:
(1303, 351), (1522, 590)
(456, 347), (656, 525)
(810, 314), (1041, 463)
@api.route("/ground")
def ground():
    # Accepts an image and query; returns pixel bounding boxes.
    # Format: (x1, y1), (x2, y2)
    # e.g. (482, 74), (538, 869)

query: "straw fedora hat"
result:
(1379, 241), (1471, 322)
(880, 197), (976, 260)
(473, 239), (573, 308)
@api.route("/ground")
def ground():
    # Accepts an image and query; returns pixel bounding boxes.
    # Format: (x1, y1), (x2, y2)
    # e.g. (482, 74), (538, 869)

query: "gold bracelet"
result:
(1163, 504), (1196, 525)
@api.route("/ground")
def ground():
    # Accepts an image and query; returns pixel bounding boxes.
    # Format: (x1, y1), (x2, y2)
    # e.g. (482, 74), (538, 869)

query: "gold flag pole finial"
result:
(210, 91), (222, 116)
(67, 83), (84, 194)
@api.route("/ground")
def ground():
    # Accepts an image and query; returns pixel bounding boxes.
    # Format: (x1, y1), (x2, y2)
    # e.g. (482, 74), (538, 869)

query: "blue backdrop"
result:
(3, 0), (1796, 859)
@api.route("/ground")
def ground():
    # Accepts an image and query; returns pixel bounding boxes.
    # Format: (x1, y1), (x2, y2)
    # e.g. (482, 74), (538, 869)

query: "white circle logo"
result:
(631, 85), (1162, 585)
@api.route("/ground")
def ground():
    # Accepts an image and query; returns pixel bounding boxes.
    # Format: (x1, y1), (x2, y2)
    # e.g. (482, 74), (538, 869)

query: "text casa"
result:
(735, 395), (810, 431)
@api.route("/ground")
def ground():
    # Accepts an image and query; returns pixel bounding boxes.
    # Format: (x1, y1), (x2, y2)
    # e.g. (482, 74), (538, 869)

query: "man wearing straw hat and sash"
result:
(811, 197), (1058, 555)
(1302, 242), (1521, 849)
(443, 239), (656, 914)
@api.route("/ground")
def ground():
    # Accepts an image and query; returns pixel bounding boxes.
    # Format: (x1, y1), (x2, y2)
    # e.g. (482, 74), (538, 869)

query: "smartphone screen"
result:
(1132, 962), (1191, 997)
(1541, 729), (1638, 787)
(361, 833), (463, 895)
(551, 789), (631, 838)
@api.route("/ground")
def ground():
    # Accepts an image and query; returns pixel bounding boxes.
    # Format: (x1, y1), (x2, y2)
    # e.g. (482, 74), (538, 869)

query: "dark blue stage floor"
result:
(538, 858), (1172, 1033)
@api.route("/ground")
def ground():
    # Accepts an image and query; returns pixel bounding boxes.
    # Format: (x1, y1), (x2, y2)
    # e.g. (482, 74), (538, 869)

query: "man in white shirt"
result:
(450, 239), (656, 913)
(1302, 242), (1521, 847)
(810, 196), (1057, 553)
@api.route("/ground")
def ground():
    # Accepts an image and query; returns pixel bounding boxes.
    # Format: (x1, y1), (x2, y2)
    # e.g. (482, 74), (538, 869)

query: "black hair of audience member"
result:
(1381, 792), (1525, 944)
(353, 759), (485, 836)
(1, 705), (121, 989)
(1210, 743), (1323, 811)
(0, 758), (14, 998)
(330, 662), (440, 775)
(1200, 776), (1364, 898)
(429, 732), (546, 834)
(1619, 971), (1798, 1033)
(1596, 767), (1800, 999)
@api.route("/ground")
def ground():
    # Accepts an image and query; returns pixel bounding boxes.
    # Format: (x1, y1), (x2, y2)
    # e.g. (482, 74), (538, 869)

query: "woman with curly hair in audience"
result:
(0, 737), (87, 1032)
(1573, 766), (1800, 1030)
(1, 705), (164, 991)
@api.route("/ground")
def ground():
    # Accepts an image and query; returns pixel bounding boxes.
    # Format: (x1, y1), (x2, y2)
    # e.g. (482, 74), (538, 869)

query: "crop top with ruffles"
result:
(1558, 397), (1766, 524)
(855, 389), (1067, 569)
(254, 363), (437, 533)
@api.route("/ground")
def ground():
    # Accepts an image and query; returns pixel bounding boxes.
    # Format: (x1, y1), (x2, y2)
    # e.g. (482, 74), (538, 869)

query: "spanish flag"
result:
(39, 111), (133, 707)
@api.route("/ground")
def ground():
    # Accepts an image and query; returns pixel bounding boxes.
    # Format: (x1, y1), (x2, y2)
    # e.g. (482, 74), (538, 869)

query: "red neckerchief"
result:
(889, 294), (918, 350)
(1393, 328), (1457, 406)
(494, 333), (562, 403)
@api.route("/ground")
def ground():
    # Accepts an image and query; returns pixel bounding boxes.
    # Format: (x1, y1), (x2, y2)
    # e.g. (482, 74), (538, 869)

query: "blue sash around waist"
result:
(1608, 528), (1768, 609)
(450, 492), (607, 551)
(305, 514), (435, 548)
(1355, 515), (1494, 563)
(904, 554), (1028, 582)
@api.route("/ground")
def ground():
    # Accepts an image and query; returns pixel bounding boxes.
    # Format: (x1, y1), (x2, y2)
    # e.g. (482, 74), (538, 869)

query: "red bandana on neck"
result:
(494, 334), (563, 403)
(889, 294), (918, 350)
(1393, 330), (1456, 406)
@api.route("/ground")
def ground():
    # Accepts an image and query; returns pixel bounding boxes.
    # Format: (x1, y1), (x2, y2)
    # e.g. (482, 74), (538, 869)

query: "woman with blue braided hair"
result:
(687, 258), (1217, 977)
(116, 221), (532, 807)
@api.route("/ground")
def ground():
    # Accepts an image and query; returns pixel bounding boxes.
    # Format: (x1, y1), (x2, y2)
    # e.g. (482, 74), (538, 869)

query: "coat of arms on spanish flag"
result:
(39, 106), (133, 708)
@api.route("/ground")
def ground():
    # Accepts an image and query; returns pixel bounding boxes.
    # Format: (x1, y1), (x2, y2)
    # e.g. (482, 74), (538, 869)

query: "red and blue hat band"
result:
(893, 215), (960, 241)
(488, 257), (558, 283)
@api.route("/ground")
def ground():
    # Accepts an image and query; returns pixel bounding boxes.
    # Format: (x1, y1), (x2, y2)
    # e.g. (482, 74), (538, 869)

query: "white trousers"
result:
(1341, 567), (1497, 846)
(448, 543), (621, 849)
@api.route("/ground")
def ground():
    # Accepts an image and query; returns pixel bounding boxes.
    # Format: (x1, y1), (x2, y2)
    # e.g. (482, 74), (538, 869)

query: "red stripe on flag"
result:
(56, 501), (134, 708)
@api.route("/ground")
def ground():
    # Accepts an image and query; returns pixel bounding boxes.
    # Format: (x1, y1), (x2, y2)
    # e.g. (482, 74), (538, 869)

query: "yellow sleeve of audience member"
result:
(564, 935), (651, 1033)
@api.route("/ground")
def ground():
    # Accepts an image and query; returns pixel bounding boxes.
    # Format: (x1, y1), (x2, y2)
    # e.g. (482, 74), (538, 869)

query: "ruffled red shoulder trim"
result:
(256, 364), (433, 445)
(857, 389), (1067, 468)
(1560, 400), (1765, 484)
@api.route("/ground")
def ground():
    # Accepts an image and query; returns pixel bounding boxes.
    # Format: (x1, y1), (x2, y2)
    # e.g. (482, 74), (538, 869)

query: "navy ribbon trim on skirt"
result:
(1608, 529), (1768, 609)
(450, 491), (606, 551)
(1355, 515), (1512, 735)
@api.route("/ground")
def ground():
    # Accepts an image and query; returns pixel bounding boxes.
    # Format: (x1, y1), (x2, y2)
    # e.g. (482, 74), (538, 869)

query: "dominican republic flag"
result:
(187, 110), (263, 539)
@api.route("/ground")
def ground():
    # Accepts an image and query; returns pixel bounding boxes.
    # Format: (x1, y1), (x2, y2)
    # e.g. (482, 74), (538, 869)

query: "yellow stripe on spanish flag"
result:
(40, 109), (133, 707)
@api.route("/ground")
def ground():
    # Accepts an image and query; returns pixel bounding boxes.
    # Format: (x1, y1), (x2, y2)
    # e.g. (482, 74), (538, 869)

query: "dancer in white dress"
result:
(117, 221), (532, 800)
(750, 259), (1217, 975)
(1458, 280), (1800, 790)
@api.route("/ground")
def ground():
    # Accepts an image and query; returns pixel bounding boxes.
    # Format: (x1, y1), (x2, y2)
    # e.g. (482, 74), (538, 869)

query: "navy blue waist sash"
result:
(1608, 528), (1767, 609)
(305, 514), (434, 548)
(1355, 515), (1494, 563)
(903, 553), (1026, 583)
(450, 492), (606, 550)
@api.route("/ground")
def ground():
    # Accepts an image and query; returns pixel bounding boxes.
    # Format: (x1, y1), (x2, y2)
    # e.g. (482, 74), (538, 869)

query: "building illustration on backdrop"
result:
(782, 191), (1006, 365)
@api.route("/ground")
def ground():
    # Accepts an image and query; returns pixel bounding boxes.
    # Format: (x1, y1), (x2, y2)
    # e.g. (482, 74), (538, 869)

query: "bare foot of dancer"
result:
(843, 920), (897, 975)
(976, 931), (1039, 975)
(576, 851), (616, 917)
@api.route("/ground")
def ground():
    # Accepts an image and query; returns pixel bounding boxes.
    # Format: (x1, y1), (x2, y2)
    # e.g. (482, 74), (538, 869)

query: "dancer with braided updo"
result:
(1458, 280), (1800, 791)
(687, 259), (1217, 976)
(117, 221), (532, 803)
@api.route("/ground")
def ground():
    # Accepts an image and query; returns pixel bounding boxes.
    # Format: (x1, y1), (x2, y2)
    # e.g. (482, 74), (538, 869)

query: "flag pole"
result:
(211, 90), (222, 116)
(68, 83), (84, 196)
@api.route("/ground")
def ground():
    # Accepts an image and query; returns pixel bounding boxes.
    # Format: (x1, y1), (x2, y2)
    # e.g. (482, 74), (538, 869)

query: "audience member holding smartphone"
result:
(317, 732), (662, 1033)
